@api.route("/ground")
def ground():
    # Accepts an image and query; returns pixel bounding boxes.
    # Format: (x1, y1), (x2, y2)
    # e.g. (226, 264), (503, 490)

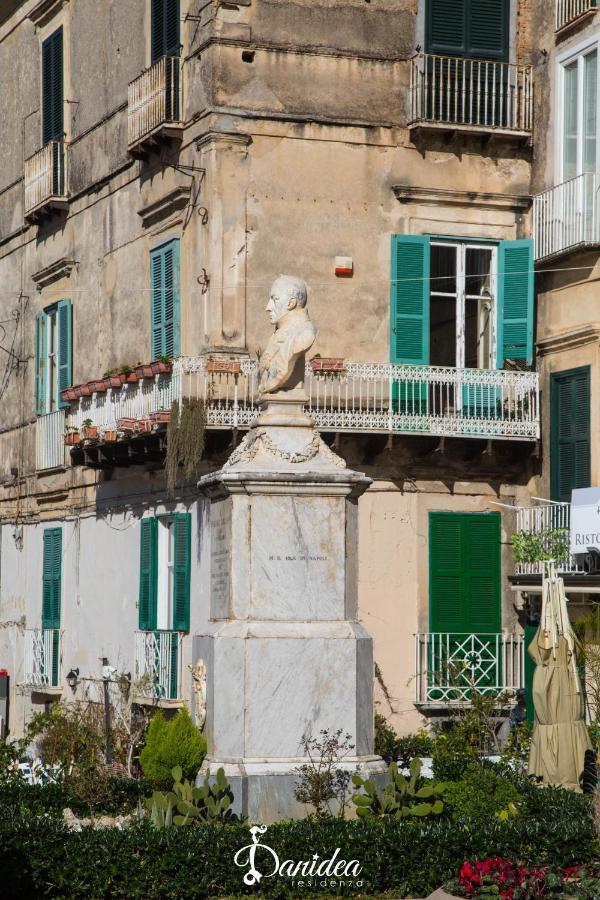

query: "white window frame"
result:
(156, 516), (174, 631)
(430, 241), (498, 370)
(556, 33), (600, 184)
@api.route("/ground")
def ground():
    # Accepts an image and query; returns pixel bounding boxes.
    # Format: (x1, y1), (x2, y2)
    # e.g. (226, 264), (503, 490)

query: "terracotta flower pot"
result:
(135, 364), (154, 379)
(150, 360), (172, 375)
(309, 357), (345, 373)
(79, 383), (91, 397)
(125, 372), (138, 383)
(64, 432), (81, 446)
(117, 417), (136, 431)
(102, 430), (117, 442)
(136, 418), (152, 433)
(61, 388), (77, 402)
(87, 380), (105, 394)
(150, 410), (170, 424)
(82, 426), (98, 440)
(110, 373), (127, 388)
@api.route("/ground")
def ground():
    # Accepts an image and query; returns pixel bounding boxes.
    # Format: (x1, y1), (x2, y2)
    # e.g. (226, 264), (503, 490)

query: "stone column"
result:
(194, 395), (384, 822)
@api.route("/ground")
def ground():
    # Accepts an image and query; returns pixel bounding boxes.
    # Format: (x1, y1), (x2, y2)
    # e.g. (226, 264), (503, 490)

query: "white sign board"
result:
(570, 487), (600, 554)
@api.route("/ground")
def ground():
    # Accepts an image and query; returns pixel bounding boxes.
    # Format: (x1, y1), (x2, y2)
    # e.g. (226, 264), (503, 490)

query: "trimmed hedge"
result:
(0, 806), (596, 899)
(0, 777), (152, 817)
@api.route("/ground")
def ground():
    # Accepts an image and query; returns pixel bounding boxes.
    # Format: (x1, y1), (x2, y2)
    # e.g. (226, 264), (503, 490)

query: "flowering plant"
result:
(448, 858), (600, 899)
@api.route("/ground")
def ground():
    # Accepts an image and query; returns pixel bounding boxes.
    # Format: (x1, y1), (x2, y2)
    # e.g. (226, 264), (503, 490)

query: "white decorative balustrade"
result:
(65, 358), (540, 446)
(415, 633), (524, 705)
(533, 173), (600, 260)
(409, 54), (533, 135)
(514, 501), (584, 576)
(128, 56), (182, 150)
(556, 0), (597, 31)
(134, 630), (182, 701)
(23, 628), (61, 689)
(36, 410), (66, 470)
(24, 140), (67, 220)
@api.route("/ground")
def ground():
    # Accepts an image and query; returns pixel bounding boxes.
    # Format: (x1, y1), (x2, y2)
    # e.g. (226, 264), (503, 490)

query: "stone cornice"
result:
(28, 0), (68, 29)
(137, 185), (192, 228)
(31, 257), (76, 291)
(196, 131), (252, 152)
(392, 185), (532, 212)
(537, 324), (600, 356)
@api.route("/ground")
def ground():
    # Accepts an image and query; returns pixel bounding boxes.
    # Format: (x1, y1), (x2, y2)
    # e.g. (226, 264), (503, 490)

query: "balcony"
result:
(414, 632), (524, 706)
(512, 501), (585, 577)
(533, 173), (600, 261)
(36, 409), (67, 471)
(408, 54), (533, 140)
(134, 630), (182, 703)
(556, 0), (597, 33)
(128, 56), (182, 156)
(23, 628), (61, 690)
(57, 358), (539, 470)
(24, 140), (68, 223)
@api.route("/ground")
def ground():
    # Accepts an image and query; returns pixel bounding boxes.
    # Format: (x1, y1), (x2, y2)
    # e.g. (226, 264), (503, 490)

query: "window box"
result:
(117, 417), (136, 431)
(149, 410), (171, 424)
(135, 364), (154, 379)
(78, 383), (91, 397)
(205, 359), (242, 374)
(102, 430), (118, 442)
(89, 380), (106, 393)
(105, 373), (127, 389)
(150, 359), (172, 375)
(60, 387), (77, 402)
(136, 418), (152, 433)
(309, 357), (346, 374)
(82, 425), (98, 440)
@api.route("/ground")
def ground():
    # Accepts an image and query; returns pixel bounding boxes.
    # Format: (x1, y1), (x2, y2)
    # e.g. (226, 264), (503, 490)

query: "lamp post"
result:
(101, 658), (115, 765)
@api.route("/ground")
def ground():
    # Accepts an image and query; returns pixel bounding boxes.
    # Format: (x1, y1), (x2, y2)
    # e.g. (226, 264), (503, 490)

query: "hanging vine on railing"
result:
(511, 528), (570, 564)
(165, 398), (207, 495)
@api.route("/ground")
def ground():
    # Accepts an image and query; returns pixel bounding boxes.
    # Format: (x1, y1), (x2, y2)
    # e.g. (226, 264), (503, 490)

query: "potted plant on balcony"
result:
(103, 368), (127, 390)
(81, 418), (98, 440)
(78, 382), (92, 397)
(121, 364), (138, 384)
(64, 427), (81, 446)
(149, 409), (171, 425)
(117, 417), (136, 432)
(150, 355), (172, 375)
(102, 429), (118, 442)
(88, 379), (106, 394)
(135, 361), (154, 379)
(136, 418), (152, 433)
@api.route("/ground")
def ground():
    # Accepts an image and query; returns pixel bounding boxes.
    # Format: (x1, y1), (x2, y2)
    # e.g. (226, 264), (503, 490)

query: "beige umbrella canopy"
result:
(527, 562), (592, 791)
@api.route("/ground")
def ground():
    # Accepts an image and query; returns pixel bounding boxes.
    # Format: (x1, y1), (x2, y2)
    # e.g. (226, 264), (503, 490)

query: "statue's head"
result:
(266, 275), (308, 325)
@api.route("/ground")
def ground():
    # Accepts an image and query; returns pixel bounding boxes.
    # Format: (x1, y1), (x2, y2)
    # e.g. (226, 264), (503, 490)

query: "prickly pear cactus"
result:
(352, 758), (446, 819)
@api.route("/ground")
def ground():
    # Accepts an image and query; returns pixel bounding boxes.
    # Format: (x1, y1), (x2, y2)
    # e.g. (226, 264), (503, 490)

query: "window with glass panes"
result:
(562, 45), (598, 181)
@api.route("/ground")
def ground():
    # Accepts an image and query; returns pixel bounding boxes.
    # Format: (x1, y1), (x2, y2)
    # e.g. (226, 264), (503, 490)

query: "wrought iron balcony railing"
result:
(414, 632), (524, 705)
(513, 501), (584, 576)
(24, 140), (68, 222)
(128, 56), (182, 152)
(409, 53), (533, 136)
(556, 0), (597, 32)
(533, 172), (600, 260)
(61, 358), (539, 454)
(134, 630), (182, 701)
(23, 628), (61, 689)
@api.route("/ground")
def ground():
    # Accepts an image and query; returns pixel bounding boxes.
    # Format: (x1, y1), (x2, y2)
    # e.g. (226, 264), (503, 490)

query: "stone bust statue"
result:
(258, 275), (316, 396)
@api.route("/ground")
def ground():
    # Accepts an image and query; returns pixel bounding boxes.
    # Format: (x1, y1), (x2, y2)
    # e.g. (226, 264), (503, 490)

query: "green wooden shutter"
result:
(35, 311), (47, 416)
(498, 239), (534, 367)
(42, 28), (63, 144)
(426, 0), (508, 60)
(390, 235), (430, 365)
(151, 0), (180, 62)
(42, 528), (62, 629)
(151, 240), (180, 359)
(468, 0), (509, 61)
(57, 299), (72, 408)
(139, 518), (158, 630)
(172, 512), (191, 632)
(426, 0), (467, 56)
(551, 368), (591, 503)
(429, 512), (501, 632)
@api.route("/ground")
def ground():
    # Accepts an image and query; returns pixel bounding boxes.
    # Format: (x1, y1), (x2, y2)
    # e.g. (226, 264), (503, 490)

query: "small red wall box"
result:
(0, 669), (7, 677)
(335, 256), (353, 277)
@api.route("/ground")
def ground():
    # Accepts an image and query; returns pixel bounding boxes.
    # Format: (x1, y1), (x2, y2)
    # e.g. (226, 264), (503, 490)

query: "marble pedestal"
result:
(195, 394), (385, 822)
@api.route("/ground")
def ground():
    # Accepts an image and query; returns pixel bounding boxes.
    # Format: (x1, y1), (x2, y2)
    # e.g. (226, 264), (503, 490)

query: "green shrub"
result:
(0, 807), (596, 898)
(444, 763), (523, 822)
(0, 777), (152, 817)
(374, 716), (434, 766)
(139, 709), (206, 785)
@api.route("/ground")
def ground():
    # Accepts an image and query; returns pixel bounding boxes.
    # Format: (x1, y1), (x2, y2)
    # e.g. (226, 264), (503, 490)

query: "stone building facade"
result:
(0, 0), (542, 742)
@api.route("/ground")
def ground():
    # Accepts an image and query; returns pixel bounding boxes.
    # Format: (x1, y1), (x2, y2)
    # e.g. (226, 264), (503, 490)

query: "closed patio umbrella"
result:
(527, 562), (591, 791)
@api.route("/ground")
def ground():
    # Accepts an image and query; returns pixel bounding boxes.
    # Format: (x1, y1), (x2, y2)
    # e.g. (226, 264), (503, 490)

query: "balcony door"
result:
(560, 45), (599, 244)
(428, 512), (501, 701)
